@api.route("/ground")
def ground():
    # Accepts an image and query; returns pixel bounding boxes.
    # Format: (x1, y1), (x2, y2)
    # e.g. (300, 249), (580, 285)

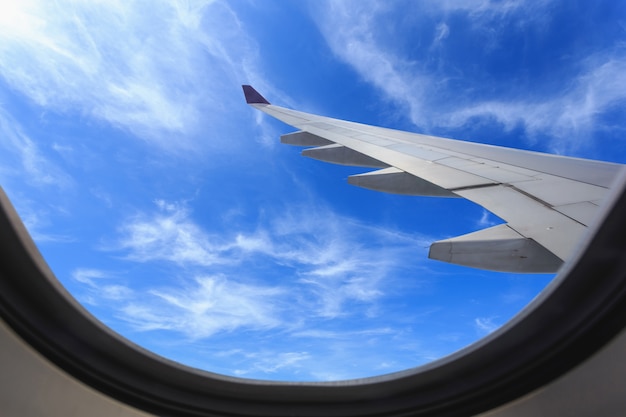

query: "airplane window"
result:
(0, 0), (623, 390)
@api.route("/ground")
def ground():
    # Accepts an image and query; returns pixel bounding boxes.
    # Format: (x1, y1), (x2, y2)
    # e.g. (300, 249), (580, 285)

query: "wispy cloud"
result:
(72, 265), (284, 338)
(311, 1), (626, 153)
(432, 22), (450, 47)
(54, 197), (431, 374)
(0, 107), (73, 189)
(292, 327), (394, 339)
(71, 268), (133, 306)
(110, 199), (430, 321)
(0, 191), (75, 244)
(120, 275), (284, 339)
(476, 209), (498, 228)
(71, 199), (436, 378)
(443, 56), (626, 153)
(114, 201), (232, 267)
(0, 0), (266, 150)
(0, 107), (77, 242)
(430, 0), (555, 20)
(474, 316), (500, 334)
(313, 1), (433, 128)
(233, 351), (311, 377)
(72, 191), (523, 380)
(211, 325), (438, 381)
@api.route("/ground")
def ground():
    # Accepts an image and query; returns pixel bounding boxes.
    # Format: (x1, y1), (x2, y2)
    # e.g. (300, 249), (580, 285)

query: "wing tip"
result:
(242, 85), (270, 104)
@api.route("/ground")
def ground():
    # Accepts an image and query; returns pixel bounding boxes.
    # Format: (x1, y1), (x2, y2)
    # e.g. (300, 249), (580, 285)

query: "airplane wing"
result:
(242, 85), (624, 273)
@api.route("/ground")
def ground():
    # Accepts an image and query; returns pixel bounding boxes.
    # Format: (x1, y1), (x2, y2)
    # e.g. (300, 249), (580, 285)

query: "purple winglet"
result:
(242, 85), (270, 104)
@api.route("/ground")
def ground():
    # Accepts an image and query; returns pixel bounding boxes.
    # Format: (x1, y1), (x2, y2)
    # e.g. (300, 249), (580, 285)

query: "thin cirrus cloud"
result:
(89, 199), (432, 337)
(71, 268), (133, 307)
(232, 351), (312, 377)
(0, 108), (73, 189)
(114, 199), (430, 279)
(443, 57), (626, 153)
(0, 0), (267, 150)
(71, 266), (285, 338)
(217, 325), (433, 381)
(0, 107), (76, 242)
(474, 316), (500, 334)
(311, 1), (626, 153)
(118, 275), (285, 339)
(430, 0), (555, 20)
(114, 200), (233, 267)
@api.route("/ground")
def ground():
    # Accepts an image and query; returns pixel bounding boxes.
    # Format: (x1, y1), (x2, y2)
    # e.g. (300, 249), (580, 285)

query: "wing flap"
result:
(280, 131), (333, 147)
(553, 201), (599, 226)
(348, 168), (459, 197)
(429, 224), (563, 273)
(437, 157), (537, 183)
(302, 144), (389, 168)
(509, 175), (607, 207)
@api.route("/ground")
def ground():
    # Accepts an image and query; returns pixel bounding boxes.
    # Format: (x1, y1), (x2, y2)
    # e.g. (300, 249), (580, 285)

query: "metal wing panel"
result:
(509, 175), (607, 207)
(256, 103), (621, 187)
(302, 124), (498, 190)
(245, 87), (624, 271)
(436, 157), (537, 184)
(455, 186), (588, 261)
(553, 201), (599, 227)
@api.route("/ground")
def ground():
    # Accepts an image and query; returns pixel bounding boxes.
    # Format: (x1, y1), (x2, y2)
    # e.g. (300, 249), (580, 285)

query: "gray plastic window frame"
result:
(1, 170), (626, 417)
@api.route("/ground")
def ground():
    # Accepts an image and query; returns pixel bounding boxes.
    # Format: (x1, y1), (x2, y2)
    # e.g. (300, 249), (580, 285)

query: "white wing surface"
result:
(243, 85), (623, 273)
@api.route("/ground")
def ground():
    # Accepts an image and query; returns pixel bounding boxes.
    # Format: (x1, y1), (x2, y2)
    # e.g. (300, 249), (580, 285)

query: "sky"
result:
(0, 0), (625, 382)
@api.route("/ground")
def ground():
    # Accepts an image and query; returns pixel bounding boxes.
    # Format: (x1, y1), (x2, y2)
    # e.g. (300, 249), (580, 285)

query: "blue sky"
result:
(0, 0), (625, 381)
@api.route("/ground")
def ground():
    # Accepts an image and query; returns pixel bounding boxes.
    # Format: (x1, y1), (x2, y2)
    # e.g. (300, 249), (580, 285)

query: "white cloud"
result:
(233, 351), (311, 376)
(232, 207), (429, 318)
(71, 268), (133, 305)
(71, 199), (467, 380)
(0, 0), (265, 149)
(73, 268), (108, 285)
(311, 1), (626, 153)
(444, 56), (626, 153)
(313, 1), (432, 129)
(101, 285), (134, 301)
(120, 275), (284, 339)
(86, 198), (434, 343)
(113, 200), (430, 320)
(432, 0), (554, 18)
(114, 202), (232, 267)
(292, 328), (394, 339)
(71, 267), (284, 337)
(433, 22), (450, 46)
(0, 107), (73, 189)
(474, 316), (499, 334)
(0, 108), (76, 241)
(476, 209), (499, 228)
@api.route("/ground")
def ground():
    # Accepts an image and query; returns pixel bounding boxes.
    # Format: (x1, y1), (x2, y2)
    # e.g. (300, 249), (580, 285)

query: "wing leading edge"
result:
(242, 85), (623, 273)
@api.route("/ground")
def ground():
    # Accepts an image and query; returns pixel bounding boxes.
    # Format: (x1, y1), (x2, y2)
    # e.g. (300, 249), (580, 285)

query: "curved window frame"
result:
(1, 172), (626, 417)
